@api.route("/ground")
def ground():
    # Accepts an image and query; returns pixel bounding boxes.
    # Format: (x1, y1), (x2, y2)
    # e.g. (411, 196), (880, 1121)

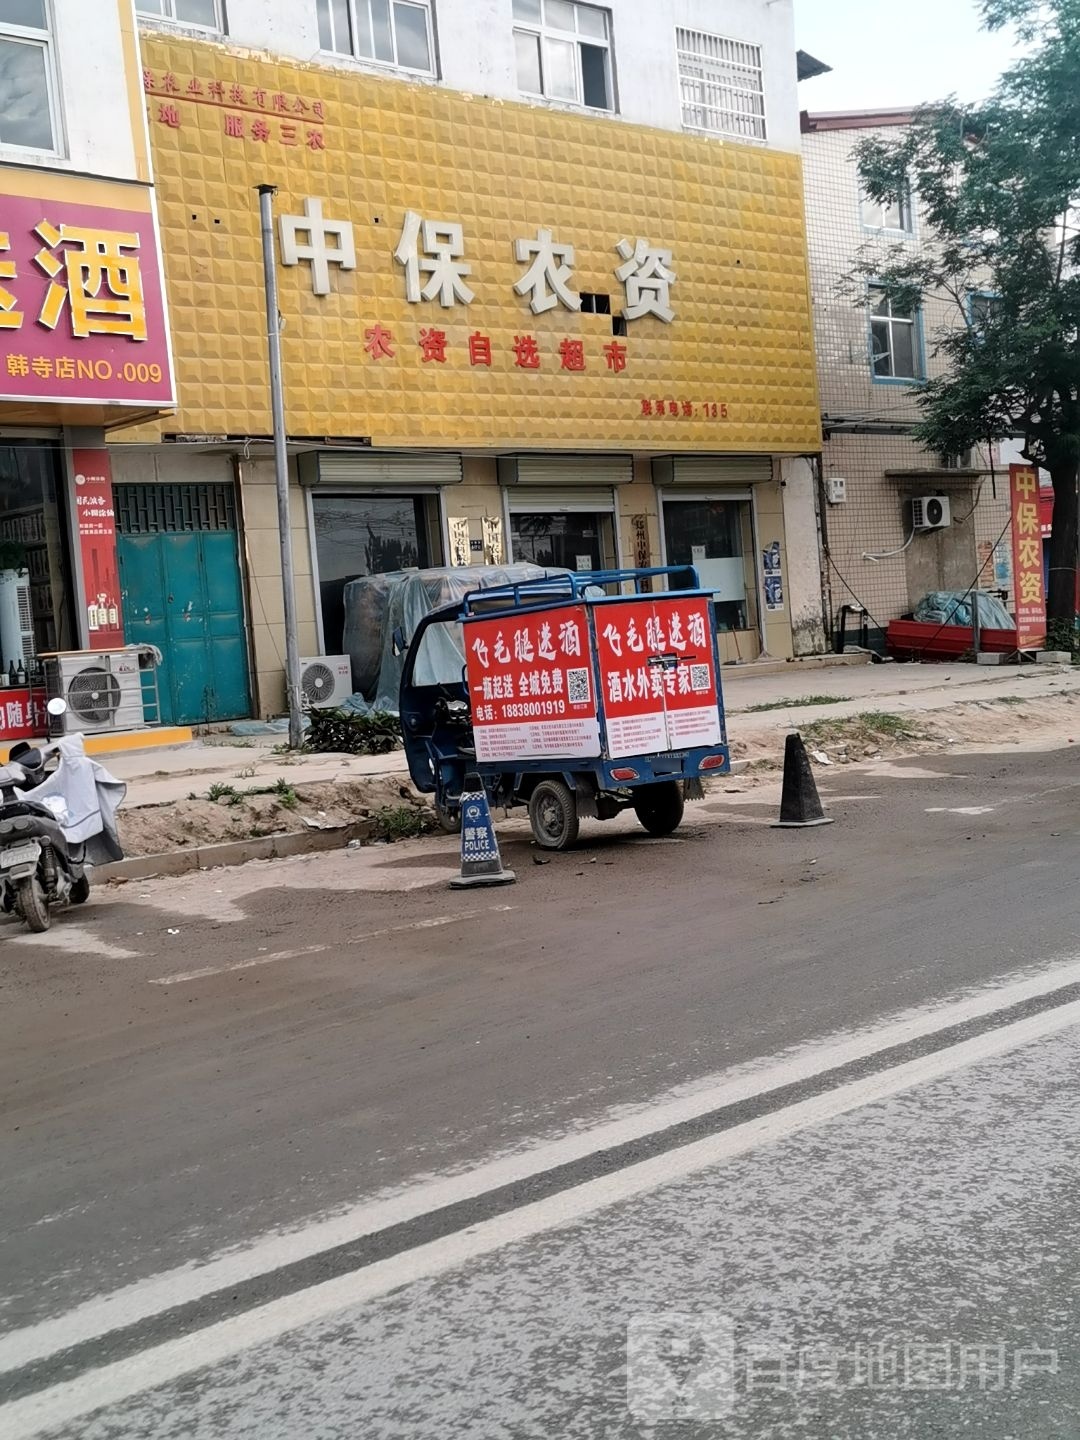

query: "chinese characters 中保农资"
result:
(275, 199), (677, 322)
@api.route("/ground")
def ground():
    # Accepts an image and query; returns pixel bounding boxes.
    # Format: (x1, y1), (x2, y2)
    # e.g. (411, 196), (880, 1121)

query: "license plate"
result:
(1, 842), (40, 870)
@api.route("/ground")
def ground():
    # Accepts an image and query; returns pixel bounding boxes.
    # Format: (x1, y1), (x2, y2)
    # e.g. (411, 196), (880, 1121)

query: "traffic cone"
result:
(450, 773), (517, 888)
(773, 733), (835, 828)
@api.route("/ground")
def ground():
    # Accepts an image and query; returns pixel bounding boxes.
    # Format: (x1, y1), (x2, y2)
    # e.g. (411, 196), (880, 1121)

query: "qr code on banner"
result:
(567, 667), (591, 704)
(690, 664), (710, 693)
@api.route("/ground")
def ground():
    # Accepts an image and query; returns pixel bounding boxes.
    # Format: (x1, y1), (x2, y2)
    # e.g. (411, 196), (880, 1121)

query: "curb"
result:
(98, 818), (377, 882)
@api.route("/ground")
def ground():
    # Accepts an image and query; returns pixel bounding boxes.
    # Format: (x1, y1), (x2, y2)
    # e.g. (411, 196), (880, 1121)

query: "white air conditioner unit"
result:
(44, 651), (146, 736)
(299, 654), (353, 709)
(0, 568), (34, 667)
(911, 495), (952, 532)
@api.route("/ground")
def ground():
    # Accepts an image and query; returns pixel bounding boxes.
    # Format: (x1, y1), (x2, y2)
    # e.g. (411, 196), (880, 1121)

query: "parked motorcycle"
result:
(0, 701), (126, 933)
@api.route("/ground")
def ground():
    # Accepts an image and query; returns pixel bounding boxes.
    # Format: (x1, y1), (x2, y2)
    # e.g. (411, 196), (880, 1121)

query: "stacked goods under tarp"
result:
(342, 565), (561, 714)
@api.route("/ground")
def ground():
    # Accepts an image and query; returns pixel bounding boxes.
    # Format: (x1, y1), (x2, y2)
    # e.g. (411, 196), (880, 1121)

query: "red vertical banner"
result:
(1009, 463), (1047, 649)
(72, 449), (124, 650)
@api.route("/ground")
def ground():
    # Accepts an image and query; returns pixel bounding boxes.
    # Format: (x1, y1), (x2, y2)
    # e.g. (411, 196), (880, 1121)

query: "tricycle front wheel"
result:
(633, 781), (685, 837)
(528, 778), (580, 851)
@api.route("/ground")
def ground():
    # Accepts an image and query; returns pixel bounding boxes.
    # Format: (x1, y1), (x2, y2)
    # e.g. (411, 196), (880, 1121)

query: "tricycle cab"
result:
(399, 567), (730, 848)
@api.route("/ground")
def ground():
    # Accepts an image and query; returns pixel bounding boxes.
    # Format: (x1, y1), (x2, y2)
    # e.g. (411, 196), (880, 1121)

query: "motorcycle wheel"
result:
(70, 874), (91, 906)
(16, 876), (50, 933)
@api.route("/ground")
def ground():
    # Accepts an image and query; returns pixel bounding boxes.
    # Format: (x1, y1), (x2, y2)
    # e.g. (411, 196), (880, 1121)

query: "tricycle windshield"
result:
(411, 617), (467, 688)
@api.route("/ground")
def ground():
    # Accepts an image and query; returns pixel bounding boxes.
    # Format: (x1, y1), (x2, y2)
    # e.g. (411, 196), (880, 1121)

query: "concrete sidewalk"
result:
(99, 656), (1080, 812)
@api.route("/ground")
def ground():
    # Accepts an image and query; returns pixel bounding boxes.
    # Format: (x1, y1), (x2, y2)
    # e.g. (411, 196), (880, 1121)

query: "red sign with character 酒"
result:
(594, 596), (721, 758)
(0, 193), (173, 408)
(464, 604), (601, 762)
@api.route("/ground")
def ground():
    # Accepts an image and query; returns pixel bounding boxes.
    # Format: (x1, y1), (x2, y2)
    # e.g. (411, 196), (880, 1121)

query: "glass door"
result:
(661, 496), (759, 634)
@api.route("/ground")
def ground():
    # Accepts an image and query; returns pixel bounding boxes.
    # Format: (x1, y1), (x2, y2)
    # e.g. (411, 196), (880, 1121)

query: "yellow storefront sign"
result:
(142, 35), (820, 453)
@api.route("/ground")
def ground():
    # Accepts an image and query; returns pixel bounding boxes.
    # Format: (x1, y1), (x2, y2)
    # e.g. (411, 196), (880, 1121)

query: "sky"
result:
(794, 0), (1023, 112)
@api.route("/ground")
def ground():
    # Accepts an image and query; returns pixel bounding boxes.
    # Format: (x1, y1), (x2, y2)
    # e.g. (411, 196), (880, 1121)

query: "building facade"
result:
(0, 0), (173, 734)
(801, 109), (1016, 650)
(103, 0), (824, 725)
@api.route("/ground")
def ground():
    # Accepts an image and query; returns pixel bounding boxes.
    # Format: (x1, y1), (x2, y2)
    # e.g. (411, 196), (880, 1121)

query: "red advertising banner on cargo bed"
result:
(594, 596), (722, 758)
(464, 604), (601, 762)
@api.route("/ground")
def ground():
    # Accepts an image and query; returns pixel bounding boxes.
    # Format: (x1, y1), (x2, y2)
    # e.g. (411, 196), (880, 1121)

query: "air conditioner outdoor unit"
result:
(43, 651), (146, 736)
(0, 568), (34, 667)
(299, 655), (353, 709)
(911, 495), (952, 532)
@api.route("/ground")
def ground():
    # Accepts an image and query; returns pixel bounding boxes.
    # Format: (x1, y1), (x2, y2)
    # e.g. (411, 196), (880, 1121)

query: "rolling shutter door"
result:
(510, 455), (633, 489)
(657, 456), (773, 486)
(506, 486), (615, 511)
(309, 453), (463, 488)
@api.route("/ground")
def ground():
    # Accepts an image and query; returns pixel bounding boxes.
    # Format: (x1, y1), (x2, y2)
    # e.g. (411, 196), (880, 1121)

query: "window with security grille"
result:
(676, 27), (765, 142)
(114, 484), (237, 536)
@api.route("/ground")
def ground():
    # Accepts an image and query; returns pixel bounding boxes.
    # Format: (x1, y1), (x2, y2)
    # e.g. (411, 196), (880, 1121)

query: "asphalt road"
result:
(3, 745), (1080, 1436)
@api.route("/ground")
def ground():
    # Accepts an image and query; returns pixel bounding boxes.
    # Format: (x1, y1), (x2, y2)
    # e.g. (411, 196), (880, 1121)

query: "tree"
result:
(853, 0), (1080, 632)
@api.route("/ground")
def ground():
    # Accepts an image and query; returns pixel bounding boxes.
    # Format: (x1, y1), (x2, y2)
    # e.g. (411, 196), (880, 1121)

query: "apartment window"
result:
(860, 185), (913, 233)
(513, 0), (614, 112)
(137, 0), (223, 29)
(317, 0), (435, 74)
(676, 27), (765, 142)
(0, 0), (58, 151)
(968, 291), (1000, 333)
(870, 287), (921, 380)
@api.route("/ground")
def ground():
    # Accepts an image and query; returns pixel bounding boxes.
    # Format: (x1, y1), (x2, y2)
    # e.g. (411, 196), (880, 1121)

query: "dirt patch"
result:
(121, 775), (436, 857)
(729, 693), (1080, 770)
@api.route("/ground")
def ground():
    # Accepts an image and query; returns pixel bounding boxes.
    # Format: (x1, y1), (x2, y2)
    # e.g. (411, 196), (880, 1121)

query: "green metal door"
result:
(116, 483), (251, 727)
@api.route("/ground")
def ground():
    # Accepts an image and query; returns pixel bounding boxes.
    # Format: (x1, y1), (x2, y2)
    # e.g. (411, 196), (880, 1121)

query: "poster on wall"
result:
(762, 541), (784, 612)
(1009, 464), (1047, 649)
(72, 449), (124, 650)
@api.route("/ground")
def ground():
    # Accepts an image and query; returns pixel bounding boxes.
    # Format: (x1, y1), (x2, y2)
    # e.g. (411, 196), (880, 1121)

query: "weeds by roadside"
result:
(374, 805), (436, 841)
(304, 708), (401, 756)
(744, 694), (849, 713)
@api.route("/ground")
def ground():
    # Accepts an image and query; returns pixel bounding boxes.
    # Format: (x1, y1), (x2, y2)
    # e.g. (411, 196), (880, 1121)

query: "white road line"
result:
(148, 905), (515, 984)
(7, 950), (1080, 1387)
(4, 995), (1079, 1440)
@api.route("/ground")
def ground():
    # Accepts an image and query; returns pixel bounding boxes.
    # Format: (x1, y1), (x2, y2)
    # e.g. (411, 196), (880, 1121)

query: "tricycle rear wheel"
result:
(528, 778), (579, 851)
(633, 781), (685, 837)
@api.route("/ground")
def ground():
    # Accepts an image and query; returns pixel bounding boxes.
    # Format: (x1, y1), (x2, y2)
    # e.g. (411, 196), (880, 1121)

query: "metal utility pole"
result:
(257, 184), (303, 750)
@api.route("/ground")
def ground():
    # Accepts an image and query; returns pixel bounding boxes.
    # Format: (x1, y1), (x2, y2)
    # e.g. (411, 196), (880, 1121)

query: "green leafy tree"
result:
(853, 0), (1080, 630)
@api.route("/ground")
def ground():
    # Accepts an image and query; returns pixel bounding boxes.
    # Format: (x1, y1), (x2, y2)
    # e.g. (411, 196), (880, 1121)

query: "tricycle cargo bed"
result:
(399, 567), (730, 850)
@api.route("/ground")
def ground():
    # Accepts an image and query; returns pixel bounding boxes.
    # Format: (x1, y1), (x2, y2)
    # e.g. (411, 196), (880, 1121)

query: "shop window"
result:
(317, 0), (435, 75)
(136, 0), (223, 31)
(676, 26), (765, 142)
(0, 444), (77, 659)
(513, 0), (614, 112)
(662, 497), (758, 633)
(869, 285), (922, 380)
(0, 0), (60, 152)
(509, 510), (616, 573)
(311, 492), (436, 653)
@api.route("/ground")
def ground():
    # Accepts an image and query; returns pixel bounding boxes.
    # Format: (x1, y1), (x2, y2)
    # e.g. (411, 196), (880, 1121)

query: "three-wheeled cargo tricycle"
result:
(399, 567), (730, 850)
